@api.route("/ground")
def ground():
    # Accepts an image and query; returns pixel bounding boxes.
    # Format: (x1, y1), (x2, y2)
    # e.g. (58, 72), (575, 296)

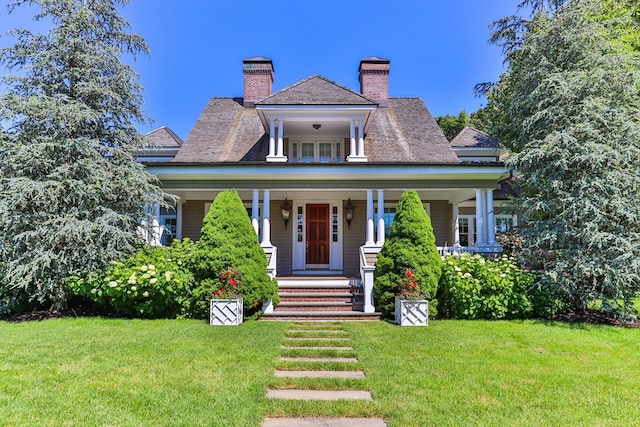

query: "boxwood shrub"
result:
(437, 253), (534, 320)
(373, 190), (442, 319)
(191, 189), (279, 318)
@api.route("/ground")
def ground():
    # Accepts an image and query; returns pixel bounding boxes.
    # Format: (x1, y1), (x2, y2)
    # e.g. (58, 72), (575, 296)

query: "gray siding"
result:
(271, 200), (293, 276)
(429, 200), (452, 246)
(343, 200), (366, 276)
(182, 200), (206, 241)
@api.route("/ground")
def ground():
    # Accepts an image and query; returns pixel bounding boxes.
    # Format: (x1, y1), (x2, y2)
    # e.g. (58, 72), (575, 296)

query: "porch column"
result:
(452, 202), (460, 247)
(475, 189), (486, 247)
(176, 200), (184, 240)
(376, 189), (385, 246)
(365, 189), (375, 246)
(349, 120), (356, 159)
(357, 119), (365, 158)
(276, 120), (284, 158)
(151, 203), (162, 246)
(268, 120), (276, 158)
(487, 189), (497, 245)
(252, 189), (260, 237)
(261, 189), (272, 247)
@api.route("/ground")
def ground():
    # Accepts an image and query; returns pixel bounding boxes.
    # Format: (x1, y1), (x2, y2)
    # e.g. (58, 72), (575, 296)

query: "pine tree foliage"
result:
(495, 0), (640, 312)
(0, 0), (168, 310)
(373, 191), (442, 318)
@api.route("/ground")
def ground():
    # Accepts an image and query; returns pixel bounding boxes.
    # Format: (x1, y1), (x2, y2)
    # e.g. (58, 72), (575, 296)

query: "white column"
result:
(487, 189), (496, 245)
(481, 189), (489, 245)
(475, 189), (486, 246)
(376, 189), (385, 246)
(365, 190), (375, 246)
(349, 120), (356, 158)
(452, 203), (460, 247)
(276, 119), (284, 157)
(261, 189), (272, 247)
(268, 120), (276, 158)
(357, 119), (365, 157)
(252, 189), (260, 238)
(151, 203), (162, 245)
(176, 200), (184, 240)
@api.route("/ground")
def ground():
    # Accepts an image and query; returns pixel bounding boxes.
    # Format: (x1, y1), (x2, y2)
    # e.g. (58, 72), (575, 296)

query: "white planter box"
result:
(395, 297), (428, 326)
(210, 298), (243, 326)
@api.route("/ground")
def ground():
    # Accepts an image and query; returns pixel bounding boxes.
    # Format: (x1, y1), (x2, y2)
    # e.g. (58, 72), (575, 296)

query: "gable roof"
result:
(145, 126), (183, 147)
(450, 126), (500, 148)
(172, 97), (460, 164)
(256, 75), (376, 105)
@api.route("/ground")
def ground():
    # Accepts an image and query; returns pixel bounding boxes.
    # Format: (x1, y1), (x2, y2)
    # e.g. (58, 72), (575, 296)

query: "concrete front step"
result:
(279, 356), (358, 363)
(266, 389), (372, 401)
(262, 418), (387, 427)
(263, 311), (381, 321)
(274, 370), (365, 379)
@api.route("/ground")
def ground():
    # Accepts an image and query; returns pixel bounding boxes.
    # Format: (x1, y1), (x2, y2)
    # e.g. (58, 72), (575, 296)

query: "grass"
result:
(2, 318), (640, 426)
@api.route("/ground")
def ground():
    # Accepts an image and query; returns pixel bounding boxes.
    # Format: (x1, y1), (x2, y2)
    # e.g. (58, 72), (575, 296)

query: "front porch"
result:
(149, 181), (506, 315)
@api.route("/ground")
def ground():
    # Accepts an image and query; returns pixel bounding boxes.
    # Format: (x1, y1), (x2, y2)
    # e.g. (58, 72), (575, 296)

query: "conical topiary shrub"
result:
(192, 189), (278, 318)
(373, 190), (442, 318)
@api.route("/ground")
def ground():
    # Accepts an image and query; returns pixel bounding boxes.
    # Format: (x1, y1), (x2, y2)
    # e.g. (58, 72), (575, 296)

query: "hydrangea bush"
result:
(437, 253), (534, 320)
(68, 239), (196, 319)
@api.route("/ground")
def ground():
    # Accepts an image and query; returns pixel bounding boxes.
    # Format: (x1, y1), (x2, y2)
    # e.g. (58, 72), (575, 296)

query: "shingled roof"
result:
(172, 95), (460, 164)
(450, 126), (500, 148)
(256, 75), (376, 105)
(145, 126), (183, 147)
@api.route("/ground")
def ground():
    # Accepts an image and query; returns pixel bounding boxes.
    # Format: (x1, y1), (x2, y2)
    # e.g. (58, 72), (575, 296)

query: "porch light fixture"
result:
(344, 198), (355, 230)
(312, 123), (321, 130)
(280, 198), (292, 229)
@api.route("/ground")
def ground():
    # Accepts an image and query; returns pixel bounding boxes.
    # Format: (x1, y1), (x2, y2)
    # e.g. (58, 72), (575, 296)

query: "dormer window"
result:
(290, 140), (343, 163)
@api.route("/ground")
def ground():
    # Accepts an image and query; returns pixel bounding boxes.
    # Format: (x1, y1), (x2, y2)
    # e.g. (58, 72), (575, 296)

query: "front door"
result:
(306, 204), (330, 267)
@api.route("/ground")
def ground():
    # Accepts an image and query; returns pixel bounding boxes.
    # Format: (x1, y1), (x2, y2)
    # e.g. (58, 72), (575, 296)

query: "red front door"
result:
(306, 204), (330, 266)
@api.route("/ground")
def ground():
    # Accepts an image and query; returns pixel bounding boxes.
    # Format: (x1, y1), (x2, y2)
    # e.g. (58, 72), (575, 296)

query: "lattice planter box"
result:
(395, 297), (428, 326)
(210, 298), (243, 326)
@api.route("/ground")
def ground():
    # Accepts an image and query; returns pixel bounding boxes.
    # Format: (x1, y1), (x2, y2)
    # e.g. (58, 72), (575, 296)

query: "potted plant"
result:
(209, 268), (244, 326)
(395, 269), (430, 326)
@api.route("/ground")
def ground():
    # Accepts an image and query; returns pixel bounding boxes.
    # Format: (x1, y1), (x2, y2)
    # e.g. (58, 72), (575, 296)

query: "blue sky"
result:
(2, 0), (524, 139)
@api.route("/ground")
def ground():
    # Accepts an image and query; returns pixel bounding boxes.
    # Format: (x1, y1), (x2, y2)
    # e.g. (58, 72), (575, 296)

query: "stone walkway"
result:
(263, 322), (386, 427)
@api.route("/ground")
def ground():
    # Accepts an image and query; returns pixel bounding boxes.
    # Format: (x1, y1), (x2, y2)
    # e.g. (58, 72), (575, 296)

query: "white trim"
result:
(146, 164), (509, 184)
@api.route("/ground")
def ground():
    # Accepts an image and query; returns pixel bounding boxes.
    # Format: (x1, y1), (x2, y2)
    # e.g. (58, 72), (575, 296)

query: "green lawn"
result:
(1, 318), (639, 426)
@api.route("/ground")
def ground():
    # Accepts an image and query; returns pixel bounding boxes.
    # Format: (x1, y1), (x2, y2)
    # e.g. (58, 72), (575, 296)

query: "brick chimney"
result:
(359, 57), (390, 107)
(243, 57), (274, 107)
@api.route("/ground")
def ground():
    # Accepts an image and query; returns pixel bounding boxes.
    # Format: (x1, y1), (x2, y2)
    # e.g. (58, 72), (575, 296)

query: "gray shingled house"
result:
(143, 57), (509, 319)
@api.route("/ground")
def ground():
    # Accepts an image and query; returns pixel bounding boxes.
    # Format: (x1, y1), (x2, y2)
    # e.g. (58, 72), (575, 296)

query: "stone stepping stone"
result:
(279, 357), (358, 363)
(274, 370), (365, 379)
(284, 337), (350, 341)
(262, 417), (387, 427)
(281, 346), (354, 351)
(266, 389), (372, 401)
(288, 330), (348, 334)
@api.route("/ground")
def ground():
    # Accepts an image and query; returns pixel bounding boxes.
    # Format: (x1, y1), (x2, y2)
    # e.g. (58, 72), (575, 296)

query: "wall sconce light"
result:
(280, 198), (292, 229)
(344, 198), (355, 230)
(312, 123), (321, 130)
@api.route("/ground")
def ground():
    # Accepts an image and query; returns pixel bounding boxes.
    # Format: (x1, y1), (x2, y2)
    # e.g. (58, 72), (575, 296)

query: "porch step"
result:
(264, 276), (378, 321)
(276, 301), (355, 312)
(279, 292), (354, 303)
(262, 311), (381, 321)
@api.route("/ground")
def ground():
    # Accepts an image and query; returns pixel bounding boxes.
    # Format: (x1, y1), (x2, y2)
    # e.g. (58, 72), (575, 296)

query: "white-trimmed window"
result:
(290, 140), (343, 163)
(375, 203), (431, 237)
(496, 215), (517, 233)
(458, 214), (518, 246)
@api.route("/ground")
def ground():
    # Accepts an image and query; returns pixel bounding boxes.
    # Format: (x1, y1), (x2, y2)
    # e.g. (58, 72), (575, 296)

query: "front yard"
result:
(1, 318), (638, 426)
